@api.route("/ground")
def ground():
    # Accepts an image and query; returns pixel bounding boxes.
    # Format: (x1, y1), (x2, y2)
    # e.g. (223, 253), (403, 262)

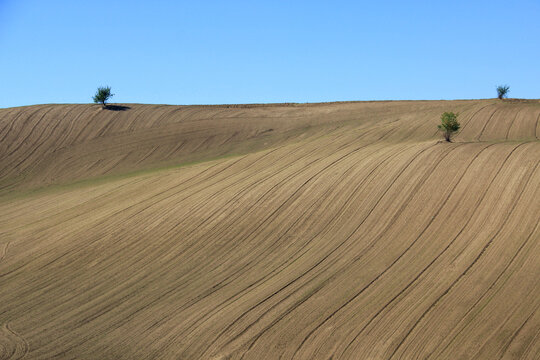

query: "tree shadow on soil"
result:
(105, 105), (131, 111)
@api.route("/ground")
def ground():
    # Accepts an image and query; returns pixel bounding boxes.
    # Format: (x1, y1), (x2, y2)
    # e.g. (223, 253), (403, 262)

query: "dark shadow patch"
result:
(105, 105), (130, 111)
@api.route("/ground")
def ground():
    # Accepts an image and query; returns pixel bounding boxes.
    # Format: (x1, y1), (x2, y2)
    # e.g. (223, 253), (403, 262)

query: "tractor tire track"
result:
(432, 175), (540, 358)
(388, 142), (537, 359)
(184, 141), (410, 353)
(197, 143), (416, 358)
(240, 142), (446, 359)
(457, 103), (493, 137)
(337, 143), (498, 358)
(288, 143), (468, 359)
(505, 107), (523, 140)
(476, 107), (499, 141)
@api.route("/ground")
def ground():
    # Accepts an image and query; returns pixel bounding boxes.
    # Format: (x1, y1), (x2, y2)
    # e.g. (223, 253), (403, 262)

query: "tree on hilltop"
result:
(496, 85), (509, 100)
(93, 86), (114, 108)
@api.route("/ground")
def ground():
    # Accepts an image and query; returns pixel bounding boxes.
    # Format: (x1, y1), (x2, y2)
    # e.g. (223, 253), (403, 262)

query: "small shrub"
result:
(438, 112), (460, 142)
(496, 85), (509, 100)
(93, 86), (114, 108)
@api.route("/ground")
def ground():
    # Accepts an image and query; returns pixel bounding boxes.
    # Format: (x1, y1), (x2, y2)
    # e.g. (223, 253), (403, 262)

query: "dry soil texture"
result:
(0, 99), (539, 359)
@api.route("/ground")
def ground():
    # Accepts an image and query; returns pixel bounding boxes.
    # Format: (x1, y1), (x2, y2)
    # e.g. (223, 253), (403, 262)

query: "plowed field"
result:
(1, 99), (539, 359)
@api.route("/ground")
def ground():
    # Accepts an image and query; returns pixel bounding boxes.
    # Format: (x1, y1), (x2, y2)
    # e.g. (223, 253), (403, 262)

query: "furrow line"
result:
(388, 142), (535, 359)
(3, 105), (58, 158)
(433, 173), (540, 358)
(241, 142), (442, 359)
(338, 143), (496, 358)
(183, 138), (403, 342)
(4, 105), (83, 177)
(0, 154), (251, 278)
(505, 107), (523, 140)
(120, 124), (385, 268)
(0, 106), (45, 146)
(0, 242), (9, 263)
(457, 103), (493, 136)
(498, 307), (539, 359)
(17, 131), (358, 350)
(198, 143), (411, 356)
(195, 126), (396, 256)
(288, 143), (462, 359)
(535, 111), (540, 140)
(135, 130), (398, 346)
(476, 107), (499, 141)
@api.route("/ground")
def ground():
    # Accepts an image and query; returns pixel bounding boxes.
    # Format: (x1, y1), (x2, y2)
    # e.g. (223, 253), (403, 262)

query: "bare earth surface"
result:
(0, 99), (539, 359)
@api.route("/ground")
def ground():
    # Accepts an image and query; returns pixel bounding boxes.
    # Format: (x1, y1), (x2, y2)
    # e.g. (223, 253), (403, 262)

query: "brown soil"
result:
(0, 99), (539, 359)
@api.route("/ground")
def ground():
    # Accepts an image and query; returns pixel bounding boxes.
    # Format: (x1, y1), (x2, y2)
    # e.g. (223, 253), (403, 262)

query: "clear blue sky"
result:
(1, 0), (539, 108)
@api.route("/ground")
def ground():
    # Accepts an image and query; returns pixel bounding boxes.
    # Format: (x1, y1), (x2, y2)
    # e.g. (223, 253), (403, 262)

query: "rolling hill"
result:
(0, 99), (539, 359)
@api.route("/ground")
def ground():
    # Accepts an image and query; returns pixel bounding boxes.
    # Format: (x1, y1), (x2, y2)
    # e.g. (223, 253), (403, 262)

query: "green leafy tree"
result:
(93, 86), (114, 108)
(496, 85), (509, 100)
(438, 112), (460, 142)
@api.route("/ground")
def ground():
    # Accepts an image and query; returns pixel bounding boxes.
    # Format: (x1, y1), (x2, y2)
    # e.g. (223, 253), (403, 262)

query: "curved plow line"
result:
(156, 130), (402, 356)
(239, 142), (445, 359)
(435, 181), (540, 359)
(27, 127), (382, 356)
(336, 143), (499, 358)
(196, 142), (411, 358)
(388, 143), (537, 359)
(476, 107), (499, 142)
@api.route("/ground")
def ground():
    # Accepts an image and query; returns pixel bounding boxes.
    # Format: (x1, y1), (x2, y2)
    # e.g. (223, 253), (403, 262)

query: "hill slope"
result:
(0, 100), (539, 359)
